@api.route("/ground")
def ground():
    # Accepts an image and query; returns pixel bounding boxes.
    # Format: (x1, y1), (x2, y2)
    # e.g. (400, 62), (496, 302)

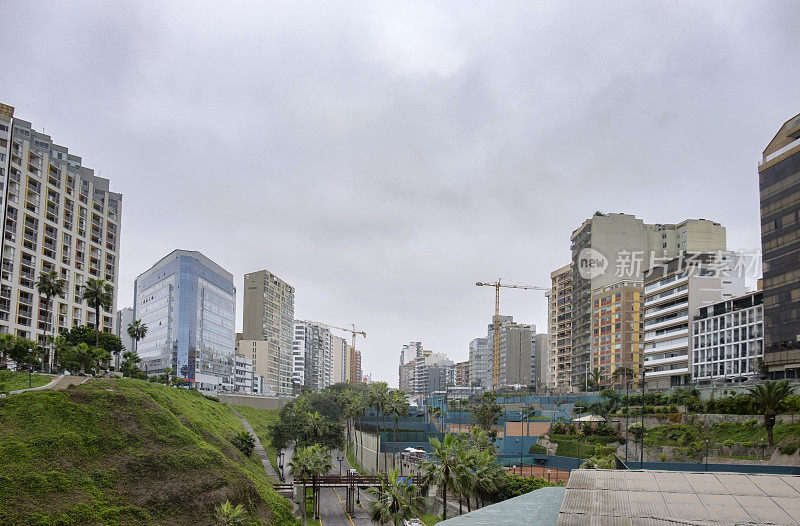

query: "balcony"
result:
(645, 366), (688, 378)
(645, 314), (689, 332)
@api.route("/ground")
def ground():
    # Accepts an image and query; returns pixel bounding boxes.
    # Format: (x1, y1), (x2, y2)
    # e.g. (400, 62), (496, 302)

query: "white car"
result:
(404, 520), (424, 526)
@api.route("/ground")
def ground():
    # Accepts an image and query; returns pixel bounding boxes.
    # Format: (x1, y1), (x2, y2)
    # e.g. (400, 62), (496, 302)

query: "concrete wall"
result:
(219, 393), (288, 410)
(352, 429), (394, 475)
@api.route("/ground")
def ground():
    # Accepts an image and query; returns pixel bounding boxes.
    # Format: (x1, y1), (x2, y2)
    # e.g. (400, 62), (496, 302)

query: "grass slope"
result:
(0, 370), (53, 394)
(231, 405), (281, 474)
(0, 378), (297, 526)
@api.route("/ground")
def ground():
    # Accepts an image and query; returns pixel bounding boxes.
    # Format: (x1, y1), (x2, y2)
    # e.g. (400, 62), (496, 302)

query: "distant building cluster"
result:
(0, 102), (369, 395)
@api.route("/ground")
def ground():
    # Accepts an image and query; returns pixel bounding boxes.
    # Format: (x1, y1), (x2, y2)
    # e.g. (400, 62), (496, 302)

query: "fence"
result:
(616, 457), (800, 476)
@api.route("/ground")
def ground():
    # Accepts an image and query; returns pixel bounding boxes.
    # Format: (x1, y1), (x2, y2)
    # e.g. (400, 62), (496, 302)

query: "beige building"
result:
(548, 264), (573, 390)
(488, 315), (534, 389)
(455, 360), (470, 387)
(242, 269), (295, 395)
(235, 335), (278, 396)
(345, 344), (362, 383)
(0, 103), (122, 342)
(332, 334), (347, 384)
(570, 213), (726, 389)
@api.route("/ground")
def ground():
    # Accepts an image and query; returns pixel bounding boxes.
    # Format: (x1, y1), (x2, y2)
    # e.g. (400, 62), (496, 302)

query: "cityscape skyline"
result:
(2, 2), (798, 386)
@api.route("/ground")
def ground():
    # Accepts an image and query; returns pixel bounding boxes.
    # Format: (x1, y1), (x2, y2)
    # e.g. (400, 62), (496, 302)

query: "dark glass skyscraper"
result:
(759, 112), (800, 379)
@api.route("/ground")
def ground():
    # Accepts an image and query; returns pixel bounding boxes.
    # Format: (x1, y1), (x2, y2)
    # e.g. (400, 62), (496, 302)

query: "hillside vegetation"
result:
(0, 370), (54, 394)
(232, 405), (281, 473)
(0, 378), (296, 526)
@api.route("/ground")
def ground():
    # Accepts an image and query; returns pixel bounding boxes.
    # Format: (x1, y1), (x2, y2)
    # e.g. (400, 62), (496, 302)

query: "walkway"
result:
(230, 407), (280, 480)
(0, 374), (64, 398)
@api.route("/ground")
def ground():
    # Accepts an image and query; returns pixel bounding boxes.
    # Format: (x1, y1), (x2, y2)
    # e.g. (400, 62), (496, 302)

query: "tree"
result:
(60, 325), (124, 361)
(589, 368), (602, 392)
(367, 381), (391, 473)
(747, 380), (794, 447)
(127, 319), (148, 353)
(469, 448), (504, 508)
(366, 468), (425, 525)
(81, 278), (114, 348)
(421, 434), (468, 521)
(211, 500), (248, 526)
(62, 342), (105, 375)
(388, 390), (409, 470)
(289, 444), (332, 520)
(0, 333), (17, 369)
(35, 270), (66, 372)
(48, 335), (73, 372)
(471, 392), (501, 438)
(120, 351), (141, 377)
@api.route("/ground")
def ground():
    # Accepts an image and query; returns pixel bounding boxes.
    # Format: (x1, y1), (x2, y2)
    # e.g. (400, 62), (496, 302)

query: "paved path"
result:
(230, 407), (280, 480)
(1, 374), (63, 398)
(51, 375), (90, 390)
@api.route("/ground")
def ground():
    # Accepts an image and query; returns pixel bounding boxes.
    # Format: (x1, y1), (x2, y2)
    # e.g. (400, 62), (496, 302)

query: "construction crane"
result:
(327, 323), (367, 382)
(476, 279), (549, 391)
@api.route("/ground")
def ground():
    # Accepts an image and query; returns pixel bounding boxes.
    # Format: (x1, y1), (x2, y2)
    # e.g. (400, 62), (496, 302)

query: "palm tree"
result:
(126, 319), (148, 374)
(367, 382), (391, 473)
(81, 278), (114, 349)
(366, 468), (426, 525)
(589, 368), (602, 392)
(211, 500), (248, 525)
(388, 390), (409, 470)
(747, 380), (794, 447)
(421, 433), (467, 521)
(127, 319), (148, 352)
(289, 444), (331, 520)
(470, 448), (504, 508)
(120, 350), (141, 377)
(35, 270), (66, 373)
(48, 335), (72, 373)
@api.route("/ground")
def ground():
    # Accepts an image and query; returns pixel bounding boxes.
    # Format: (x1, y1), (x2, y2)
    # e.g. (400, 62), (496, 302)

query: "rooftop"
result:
(439, 486), (566, 526)
(558, 469), (800, 525)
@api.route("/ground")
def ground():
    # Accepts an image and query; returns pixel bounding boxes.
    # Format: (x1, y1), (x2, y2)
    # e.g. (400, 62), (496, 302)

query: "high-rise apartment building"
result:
(548, 264), (572, 390)
(242, 269), (295, 395)
(759, 113), (800, 379)
(399, 357), (415, 392)
(455, 360), (470, 387)
(486, 315), (535, 389)
(0, 103), (122, 342)
(570, 213), (726, 389)
(535, 333), (550, 388)
(413, 350), (454, 396)
(134, 250), (235, 390)
(293, 320), (334, 392)
(332, 334), (347, 384)
(692, 291), (764, 384)
(346, 344), (362, 383)
(642, 252), (746, 388)
(115, 307), (135, 352)
(591, 281), (643, 388)
(468, 337), (489, 388)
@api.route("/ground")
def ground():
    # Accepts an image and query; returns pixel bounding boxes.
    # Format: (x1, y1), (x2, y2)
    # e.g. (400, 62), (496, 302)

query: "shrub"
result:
(580, 456), (615, 469)
(529, 444), (546, 454)
(722, 439), (735, 449)
(740, 441), (753, 448)
(551, 422), (566, 434)
(230, 431), (255, 457)
(778, 444), (798, 456)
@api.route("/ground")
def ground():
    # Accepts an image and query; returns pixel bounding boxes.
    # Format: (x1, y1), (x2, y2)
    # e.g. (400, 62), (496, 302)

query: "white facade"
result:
(692, 291), (764, 384)
(233, 353), (255, 394)
(293, 320), (334, 391)
(469, 337), (489, 388)
(0, 104), (122, 342)
(643, 252), (746, 388)
(332, 335), (347, 384)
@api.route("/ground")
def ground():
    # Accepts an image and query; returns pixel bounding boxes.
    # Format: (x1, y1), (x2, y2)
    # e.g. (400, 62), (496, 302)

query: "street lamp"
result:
(705, 440), (710, 471)
(337, 454), (344, 476)
(278, 451), (285, 481)
(547, 469), (551, 483)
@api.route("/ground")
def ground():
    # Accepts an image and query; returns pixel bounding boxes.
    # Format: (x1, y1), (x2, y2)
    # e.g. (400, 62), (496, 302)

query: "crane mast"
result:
(475, 279), (548, 391)
(326, 323), (366, 383)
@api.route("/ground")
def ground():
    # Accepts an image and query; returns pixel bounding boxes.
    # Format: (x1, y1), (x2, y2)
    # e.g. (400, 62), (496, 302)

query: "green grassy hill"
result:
(233, 405), (281, 473)
(0, 378), (297, 526)
(0, 370), (54, 394)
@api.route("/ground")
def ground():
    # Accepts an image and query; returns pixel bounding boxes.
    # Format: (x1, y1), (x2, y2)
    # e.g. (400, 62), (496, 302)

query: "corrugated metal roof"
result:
(558, 469), (800, 526)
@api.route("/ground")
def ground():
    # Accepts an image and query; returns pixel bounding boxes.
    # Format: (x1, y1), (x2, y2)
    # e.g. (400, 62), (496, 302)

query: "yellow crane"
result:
(476, 279), (548, 391)
(327, 323), (367, 383)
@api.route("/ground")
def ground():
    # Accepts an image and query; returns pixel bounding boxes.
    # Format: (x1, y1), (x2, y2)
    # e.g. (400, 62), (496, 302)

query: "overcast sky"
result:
(3, 1), (798, 386)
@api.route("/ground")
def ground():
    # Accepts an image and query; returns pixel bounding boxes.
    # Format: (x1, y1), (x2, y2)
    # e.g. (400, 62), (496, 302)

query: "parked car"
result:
(404, 520), (423, 526)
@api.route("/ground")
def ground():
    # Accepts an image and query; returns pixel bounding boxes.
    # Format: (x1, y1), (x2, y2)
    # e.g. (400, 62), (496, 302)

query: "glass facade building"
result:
(134, 250), (235, 391)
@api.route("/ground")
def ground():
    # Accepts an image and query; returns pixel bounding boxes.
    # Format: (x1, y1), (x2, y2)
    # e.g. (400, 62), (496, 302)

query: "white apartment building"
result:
(0, 104), (122, 341)
(293, 320), (334, 392)
(412, 349), (454, 396)
(233, 353), (255, 394)
(643, 252), (746, 389)
(332, 334), (347, 384)
(468, 337), (489, 388)
(548, 264), (572, 390)
(692, 291), (764, 384)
